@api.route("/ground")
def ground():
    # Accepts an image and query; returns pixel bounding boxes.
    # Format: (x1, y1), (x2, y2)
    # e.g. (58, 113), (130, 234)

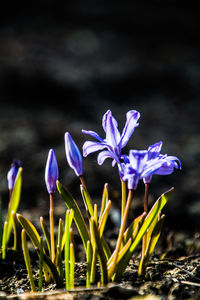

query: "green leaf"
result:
(38, 237), (44, 292)
(99, 200), (111, 238)
(123, 212), (146, 245)
(61, 209), (74, 252)
(86, 240), (92, 288)
(17, 213), (63, 287)
(70, 242), (75, 289)
(17, 213), (41, 249)
(90, 217), (108, 285)
(40, 216), (51, 257)
(80, 185), (94, 218)
(21, 229), (36, 292)
(138, 214), (165, 276)
(65, 210), (70, 290)
(57, 181), (90, 251)
(114, 187), (173, 282)
(5, 167), (23, 246)
(147, 214), (165, 257)
(99, 183), (109, 223)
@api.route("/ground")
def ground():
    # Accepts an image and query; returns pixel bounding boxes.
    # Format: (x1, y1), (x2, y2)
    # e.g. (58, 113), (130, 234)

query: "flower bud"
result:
(45, 149), (59, 194)
(7, 160), (21, 190)
(65, 132), (83, 176)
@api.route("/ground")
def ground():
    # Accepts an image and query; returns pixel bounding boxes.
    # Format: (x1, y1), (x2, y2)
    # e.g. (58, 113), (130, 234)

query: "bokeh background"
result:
(0, 1), (200, 237)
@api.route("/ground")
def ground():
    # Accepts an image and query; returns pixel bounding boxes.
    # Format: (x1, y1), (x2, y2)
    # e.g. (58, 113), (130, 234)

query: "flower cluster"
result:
(82, 110), (181, 190)
(2, 108), (182, 292)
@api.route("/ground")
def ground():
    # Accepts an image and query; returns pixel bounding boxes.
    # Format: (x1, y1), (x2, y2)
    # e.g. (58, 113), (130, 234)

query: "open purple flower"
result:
(65, 132), (83, 176)
(7, 159), (22, 191)
(123, 142), (182, 190)
(82, 109), (140, 166)
(45, 149), (59, 194)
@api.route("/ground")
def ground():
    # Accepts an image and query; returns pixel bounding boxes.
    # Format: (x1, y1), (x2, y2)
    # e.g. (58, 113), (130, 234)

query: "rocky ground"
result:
(0, 1), (200, 298)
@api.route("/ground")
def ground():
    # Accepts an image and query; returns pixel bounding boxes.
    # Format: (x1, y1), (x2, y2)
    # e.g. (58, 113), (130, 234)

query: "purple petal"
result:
(147, 141), (163, 160)
(105, 112), (121, 151)
(7, 160), (22, 191)
(141, 157), (164, 178)
(102, 110), (118, 133)
(82, 141), (106, 157)
(120, 110), (140, 148)
(65, 132), (83, 176)
(155, 156), (182, 175)
(97, 150), (120, 165)
(127, 174), (140, 190)
(129, 150), (148, 174)
(45, 149), (59, 194)
(82, 129), (103, 142)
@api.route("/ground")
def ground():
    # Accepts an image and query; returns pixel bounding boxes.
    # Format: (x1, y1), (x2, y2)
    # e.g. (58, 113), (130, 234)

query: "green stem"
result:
(108, 189), (133, 281)
(65, 210), (70, 290)
(142, 183), (149, 257)
(70, 243), (75, 289)
(121, 180), (127, 224)
(38, 237), (44, 292)
(144, 183), (149, 214)
(86, 240), (92, 288)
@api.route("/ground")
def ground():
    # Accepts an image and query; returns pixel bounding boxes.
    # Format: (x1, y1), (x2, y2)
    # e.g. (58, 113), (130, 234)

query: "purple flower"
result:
(65, 132), (83, 176)
(45, 149), (59, 194)
(82, 109), (140, 166)
(123, 142), (182, 190)
(7, 160), (22, 190)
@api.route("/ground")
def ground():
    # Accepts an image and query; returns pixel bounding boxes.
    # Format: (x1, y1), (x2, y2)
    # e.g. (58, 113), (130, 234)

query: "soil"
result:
(1, 235), (200, 299)
(1, 1), (200, 299)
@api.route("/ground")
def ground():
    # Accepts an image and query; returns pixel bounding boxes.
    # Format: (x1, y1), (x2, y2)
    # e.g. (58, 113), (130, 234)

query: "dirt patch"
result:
(1, 233), (200, 299)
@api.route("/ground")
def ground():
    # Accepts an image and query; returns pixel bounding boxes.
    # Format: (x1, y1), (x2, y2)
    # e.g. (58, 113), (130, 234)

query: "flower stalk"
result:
(49, 193), (55, 263)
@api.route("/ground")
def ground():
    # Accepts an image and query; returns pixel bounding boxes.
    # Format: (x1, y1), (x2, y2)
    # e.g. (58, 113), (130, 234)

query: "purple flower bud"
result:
(45, 149), (59, 194)
(65, 132), (83, 176)
(7, 160), (22, 190)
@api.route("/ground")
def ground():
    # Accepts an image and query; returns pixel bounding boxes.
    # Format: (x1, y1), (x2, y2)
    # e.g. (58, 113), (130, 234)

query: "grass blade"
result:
(70, 242), (75, 289)
(86, 240), (92, 288)
(99, 183), (109, 223)
(57, 181), (90, 251)
(90, 218), (108, 285)
(38, 237), (44, 292)
(21, 229), (36, 292)
(80, 184), (94, 218)
(4, 168), (22, 253)
(65, 210), (70, 290)
(40, 216), (51, 257)
(114, 187), (173, 281)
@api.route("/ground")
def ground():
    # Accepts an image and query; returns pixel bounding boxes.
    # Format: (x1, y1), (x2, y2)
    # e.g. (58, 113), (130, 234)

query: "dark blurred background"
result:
(0, 1), (200, 235)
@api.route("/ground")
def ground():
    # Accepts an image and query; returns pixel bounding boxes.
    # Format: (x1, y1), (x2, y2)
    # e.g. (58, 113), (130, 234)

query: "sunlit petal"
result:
(120, 110), (140, 148)
(82, 129), (104, 142)
(82, 141), (106, 157)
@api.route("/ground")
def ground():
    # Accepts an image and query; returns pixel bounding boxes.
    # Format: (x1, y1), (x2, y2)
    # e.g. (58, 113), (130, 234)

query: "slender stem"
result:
(65, 211), (70, 290)
(108, 189), (133, 280)
(144, 183), (149, 214)
(38, 238), (44, 292)
(79, 175), (87, 191)
(79, 175), (94, 218)
(49, 193), (55, 263)
(70, 243), (75, 289)
(86, 240), (92, 288)
(142, 183), (149, 258)
(121, 179), (127, 225)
